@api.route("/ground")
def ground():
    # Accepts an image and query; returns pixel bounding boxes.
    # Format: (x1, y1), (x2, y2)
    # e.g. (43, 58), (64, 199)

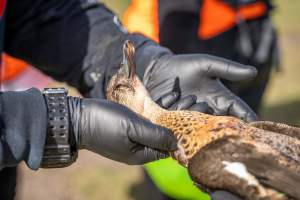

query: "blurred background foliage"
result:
(16, 1), (300, 200)
(260, 0), (300, 126)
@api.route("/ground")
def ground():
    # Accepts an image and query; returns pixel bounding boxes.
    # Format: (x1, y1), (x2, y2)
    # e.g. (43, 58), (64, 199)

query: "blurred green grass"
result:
(101, 0), (130, 16)
(70, 162), (141, 200)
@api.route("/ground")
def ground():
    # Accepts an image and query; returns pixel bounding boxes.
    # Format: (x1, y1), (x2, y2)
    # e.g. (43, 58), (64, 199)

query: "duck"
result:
(106, 40), (300, 200)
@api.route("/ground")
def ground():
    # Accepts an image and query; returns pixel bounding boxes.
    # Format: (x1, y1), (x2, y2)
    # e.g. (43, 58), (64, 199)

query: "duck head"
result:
(106, 40), (161, 118)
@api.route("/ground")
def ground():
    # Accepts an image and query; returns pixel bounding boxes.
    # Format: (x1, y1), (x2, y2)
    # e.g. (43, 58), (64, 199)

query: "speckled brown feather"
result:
(154, 110), (249, 166)
(250, 121), (300, 140)
(106, 41), (300, 200)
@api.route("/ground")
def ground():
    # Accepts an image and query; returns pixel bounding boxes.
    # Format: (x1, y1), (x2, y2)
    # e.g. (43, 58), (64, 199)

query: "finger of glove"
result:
(156, 91), (179, 108)
(211, 191), (242, 200)
(170, 95), (197, 110)
(200, 56), (257, 81)
(132, 147), (169, 164)
(130, 119), (178, 151)
(189, 102), (213, 113)
(228, 98), (258, 122)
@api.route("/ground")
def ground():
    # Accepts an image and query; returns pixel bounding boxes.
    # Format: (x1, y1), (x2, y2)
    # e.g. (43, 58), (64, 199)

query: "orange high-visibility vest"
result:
(1, 54), (28, 81)
(123, 0), (267, 41)
(199, 0), (267, 39)
(123, 0), (160, 42)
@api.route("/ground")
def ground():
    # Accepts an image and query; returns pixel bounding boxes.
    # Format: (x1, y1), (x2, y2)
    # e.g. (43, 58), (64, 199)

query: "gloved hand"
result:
(156, 80), (211, 113)
(68, 97), (177, 165)
(142, 54), (258, 122)
(82, 34), (256, 122)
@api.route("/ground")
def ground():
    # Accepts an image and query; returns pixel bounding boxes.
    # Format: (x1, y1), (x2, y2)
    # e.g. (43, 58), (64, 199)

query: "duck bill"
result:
(118, 40), (136, 79)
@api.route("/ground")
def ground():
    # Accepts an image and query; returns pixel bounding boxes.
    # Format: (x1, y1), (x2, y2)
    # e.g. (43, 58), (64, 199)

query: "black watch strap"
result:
(41, 88), (77, 168)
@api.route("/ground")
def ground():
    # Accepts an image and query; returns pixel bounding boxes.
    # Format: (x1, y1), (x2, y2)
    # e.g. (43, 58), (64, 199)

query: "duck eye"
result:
(114, 84), (128, 91)
(113, 84), (135, 94)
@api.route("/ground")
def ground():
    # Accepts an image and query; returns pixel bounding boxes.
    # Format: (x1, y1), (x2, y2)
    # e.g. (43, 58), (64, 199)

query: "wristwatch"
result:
(41, 88), (77, 168)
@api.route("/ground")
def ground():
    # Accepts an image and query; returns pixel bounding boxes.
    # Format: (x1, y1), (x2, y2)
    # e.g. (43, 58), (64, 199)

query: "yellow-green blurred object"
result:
(145, 158), (210, 200)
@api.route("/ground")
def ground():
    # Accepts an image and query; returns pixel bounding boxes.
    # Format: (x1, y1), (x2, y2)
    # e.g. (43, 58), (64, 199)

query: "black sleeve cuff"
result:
(0, 88), (47, 170)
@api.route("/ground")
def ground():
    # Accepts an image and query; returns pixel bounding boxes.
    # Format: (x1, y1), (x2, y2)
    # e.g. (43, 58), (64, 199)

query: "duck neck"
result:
(140, 96), (167, 124)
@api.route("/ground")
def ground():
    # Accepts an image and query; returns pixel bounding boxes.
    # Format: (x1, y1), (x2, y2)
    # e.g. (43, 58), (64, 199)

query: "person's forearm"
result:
(4, 0), (166, 98)
(0, 89), (47, 170)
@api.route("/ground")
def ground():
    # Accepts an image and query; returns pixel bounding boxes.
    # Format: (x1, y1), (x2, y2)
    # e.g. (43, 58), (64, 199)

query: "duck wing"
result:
(250, 121), (300, 140)
(188, 136), (300, 200)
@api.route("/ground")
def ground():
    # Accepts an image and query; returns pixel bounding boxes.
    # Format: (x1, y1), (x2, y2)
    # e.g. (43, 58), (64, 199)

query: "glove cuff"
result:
(67, 96), (83, 149)
(0, 88), (47, 170)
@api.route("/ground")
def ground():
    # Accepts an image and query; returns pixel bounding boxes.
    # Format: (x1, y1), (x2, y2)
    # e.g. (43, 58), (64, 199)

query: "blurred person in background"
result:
(0, 54), (52, 91)
(124, 0), (280, 200)
(0, 0), (258, 200)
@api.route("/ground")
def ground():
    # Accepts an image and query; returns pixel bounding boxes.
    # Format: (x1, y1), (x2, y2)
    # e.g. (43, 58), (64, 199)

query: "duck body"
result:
(154, 109), (300, 200)
(153, 110), (246, 165)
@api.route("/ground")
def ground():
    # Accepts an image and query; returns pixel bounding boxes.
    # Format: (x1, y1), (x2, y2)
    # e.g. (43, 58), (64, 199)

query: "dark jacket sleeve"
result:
(0, 88), (47, 170)
(4, 0), (160, 98)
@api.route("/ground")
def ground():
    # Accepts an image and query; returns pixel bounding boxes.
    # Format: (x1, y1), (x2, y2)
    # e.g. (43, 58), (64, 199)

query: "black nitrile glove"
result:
(137, 52), (258, 122)
(68, 97), (177, 165)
